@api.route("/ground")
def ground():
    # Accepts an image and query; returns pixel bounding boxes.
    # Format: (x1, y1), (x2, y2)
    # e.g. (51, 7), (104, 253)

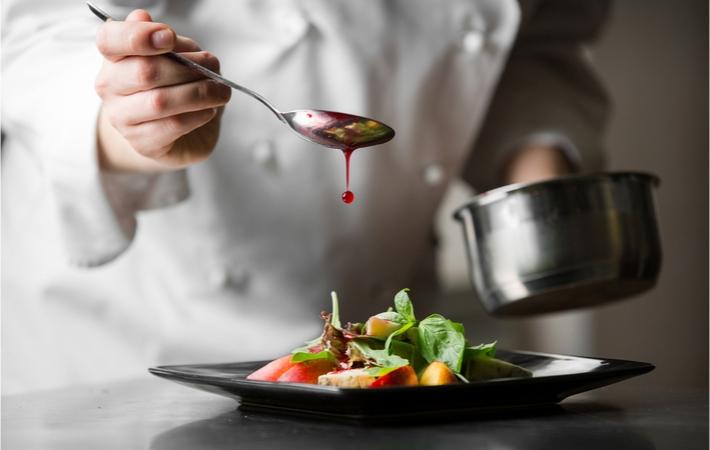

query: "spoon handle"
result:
(86, 2), (285, 122)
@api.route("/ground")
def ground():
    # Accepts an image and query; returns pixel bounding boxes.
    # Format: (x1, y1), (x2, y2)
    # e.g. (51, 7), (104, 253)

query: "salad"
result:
(247, 289), (532, 388)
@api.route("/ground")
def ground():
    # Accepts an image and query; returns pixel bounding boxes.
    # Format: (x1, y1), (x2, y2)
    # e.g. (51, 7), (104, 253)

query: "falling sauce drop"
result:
(341, 190), (355, 203)
(341, 148), (355, 204)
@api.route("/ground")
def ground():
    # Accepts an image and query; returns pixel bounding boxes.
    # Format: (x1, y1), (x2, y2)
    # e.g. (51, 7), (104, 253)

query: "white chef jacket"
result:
(1, 0), (609, 394)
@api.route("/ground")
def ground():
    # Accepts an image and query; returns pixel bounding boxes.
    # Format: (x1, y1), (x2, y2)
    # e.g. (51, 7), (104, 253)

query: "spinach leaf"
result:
(349, 339), (409, 369)
(394, 288), (416, 323)
(416, 314), (466, 373)
(291, 350), (335, 363)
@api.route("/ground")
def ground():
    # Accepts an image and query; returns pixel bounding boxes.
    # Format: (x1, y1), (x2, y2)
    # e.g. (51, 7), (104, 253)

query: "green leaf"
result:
(290, 350), (335, 363)
(349, 339), (409, 369)
(363, 366), (401, 377)
(290, 336), (323, 354)
(464, 342), (497, 360)
(394, 288), (416, 322)
(384, 321), (414, 351)
(416, 314), (466, 373)
(374, 311), (407, 324)
(330, 291), (342, 329)
(463, 355), (532, 381)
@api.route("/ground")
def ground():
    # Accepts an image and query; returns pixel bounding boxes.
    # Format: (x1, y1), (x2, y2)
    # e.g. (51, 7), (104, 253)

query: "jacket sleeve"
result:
(1, 0), (188, 267)
(463, 0), (612, 193)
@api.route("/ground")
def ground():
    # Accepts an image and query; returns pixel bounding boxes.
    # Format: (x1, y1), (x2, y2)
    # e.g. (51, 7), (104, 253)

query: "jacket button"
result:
(276, 8), (310, 45)
(423, 164), (444, 186)
(462, 31), (484, 54)
(460, 15), (486, 54)
(207, 268), (230, 289)
(251, 140), (278, 172)
(207, 266), (251, 293)
(228, 267), (251, 293)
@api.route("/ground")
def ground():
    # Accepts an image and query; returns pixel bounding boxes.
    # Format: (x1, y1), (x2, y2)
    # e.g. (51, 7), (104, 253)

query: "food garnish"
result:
(247, 289), (532, 388)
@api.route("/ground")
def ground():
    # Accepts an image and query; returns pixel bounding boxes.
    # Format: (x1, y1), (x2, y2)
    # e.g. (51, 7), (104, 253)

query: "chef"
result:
(1, 0), (609, 393)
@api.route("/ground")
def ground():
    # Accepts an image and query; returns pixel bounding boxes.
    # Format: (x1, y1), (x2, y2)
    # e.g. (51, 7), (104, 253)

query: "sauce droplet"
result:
(341, 190), (355, 204)
(342, 148), (355, 204)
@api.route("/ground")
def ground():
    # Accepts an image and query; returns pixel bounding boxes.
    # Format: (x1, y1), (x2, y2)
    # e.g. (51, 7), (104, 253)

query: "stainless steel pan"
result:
(453, 172), (662, 315)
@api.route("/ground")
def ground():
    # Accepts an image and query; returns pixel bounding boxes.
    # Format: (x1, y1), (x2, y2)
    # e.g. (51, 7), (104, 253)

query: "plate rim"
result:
(148, 349), (655, 393)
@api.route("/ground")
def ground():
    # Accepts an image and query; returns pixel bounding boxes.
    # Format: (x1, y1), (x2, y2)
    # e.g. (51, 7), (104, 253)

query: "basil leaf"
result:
(375, 311), (407, 324)
(416, 314), (466, 373)
(349, 340), (409, 368)
(384, 321), (414, 351)
(330, 291), (342, 329)
(291, 350), (335, 363)
(394, 288), (416, 322)
(463, 355), (532, 381)
(464, 342), (497, 360)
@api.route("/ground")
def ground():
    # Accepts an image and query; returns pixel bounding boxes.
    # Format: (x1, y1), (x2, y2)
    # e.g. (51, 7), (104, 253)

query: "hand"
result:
(503, 145), (574, 185)
(94, 9), (231, 172)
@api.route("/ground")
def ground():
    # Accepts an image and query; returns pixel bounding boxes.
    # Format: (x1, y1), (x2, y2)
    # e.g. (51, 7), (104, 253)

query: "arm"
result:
(464, 0), (611, 191)
(2, 2), (229, 266)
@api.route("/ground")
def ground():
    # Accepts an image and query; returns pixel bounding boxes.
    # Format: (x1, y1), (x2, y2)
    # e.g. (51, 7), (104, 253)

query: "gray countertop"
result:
(2, 376), (707, 450)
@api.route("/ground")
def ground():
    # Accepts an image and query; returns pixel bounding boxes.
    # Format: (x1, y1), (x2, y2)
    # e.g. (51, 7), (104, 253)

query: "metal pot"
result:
(453, 172), (662, 316)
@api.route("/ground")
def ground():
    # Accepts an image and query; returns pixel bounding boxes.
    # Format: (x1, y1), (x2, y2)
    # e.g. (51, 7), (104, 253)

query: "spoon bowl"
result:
(282, 110), (395, 150)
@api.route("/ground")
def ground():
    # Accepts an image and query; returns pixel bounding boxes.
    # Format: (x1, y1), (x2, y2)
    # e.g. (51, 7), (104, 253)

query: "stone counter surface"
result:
(2, 376), (707, 450)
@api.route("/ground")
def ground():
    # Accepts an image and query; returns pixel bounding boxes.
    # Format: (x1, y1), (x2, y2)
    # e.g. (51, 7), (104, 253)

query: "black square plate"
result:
(149, 350), (654, 422)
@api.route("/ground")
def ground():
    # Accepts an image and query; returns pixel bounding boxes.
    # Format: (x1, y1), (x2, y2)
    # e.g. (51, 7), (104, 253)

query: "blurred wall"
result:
(434, 0), (708, 391)
(590, 0), (708, 390)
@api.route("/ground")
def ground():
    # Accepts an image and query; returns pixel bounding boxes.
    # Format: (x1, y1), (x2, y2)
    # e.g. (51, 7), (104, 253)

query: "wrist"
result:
(502, 145), (574, 185)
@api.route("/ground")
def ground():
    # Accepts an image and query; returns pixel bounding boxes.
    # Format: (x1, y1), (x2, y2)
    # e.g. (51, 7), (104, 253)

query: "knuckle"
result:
(94, 74), (109, 98)
(134, 58), (159, 86)
(106, 109), (128, 130)
(192, 82), (209, 103)
(127, 30), (145, 54)
(162, 116), (183, 136)
(148, 90), (169, 114)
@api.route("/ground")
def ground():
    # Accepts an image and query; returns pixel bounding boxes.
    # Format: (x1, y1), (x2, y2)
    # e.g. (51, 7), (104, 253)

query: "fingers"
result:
(104, 79), (231, 125)
(96, 51), (219, 96)
(121, 108), (219, 159)
(94, 9), (227, 171)
(96, 9), (200, 61)
(174, 36), (201, 53)
(97, 18), (176, 61)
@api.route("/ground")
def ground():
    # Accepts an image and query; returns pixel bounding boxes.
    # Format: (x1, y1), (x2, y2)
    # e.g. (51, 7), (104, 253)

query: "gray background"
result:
(590, 0), (708, 391)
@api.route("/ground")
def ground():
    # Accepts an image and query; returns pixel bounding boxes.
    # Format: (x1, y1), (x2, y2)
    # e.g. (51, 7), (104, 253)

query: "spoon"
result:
(86, 2), (395, 151)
